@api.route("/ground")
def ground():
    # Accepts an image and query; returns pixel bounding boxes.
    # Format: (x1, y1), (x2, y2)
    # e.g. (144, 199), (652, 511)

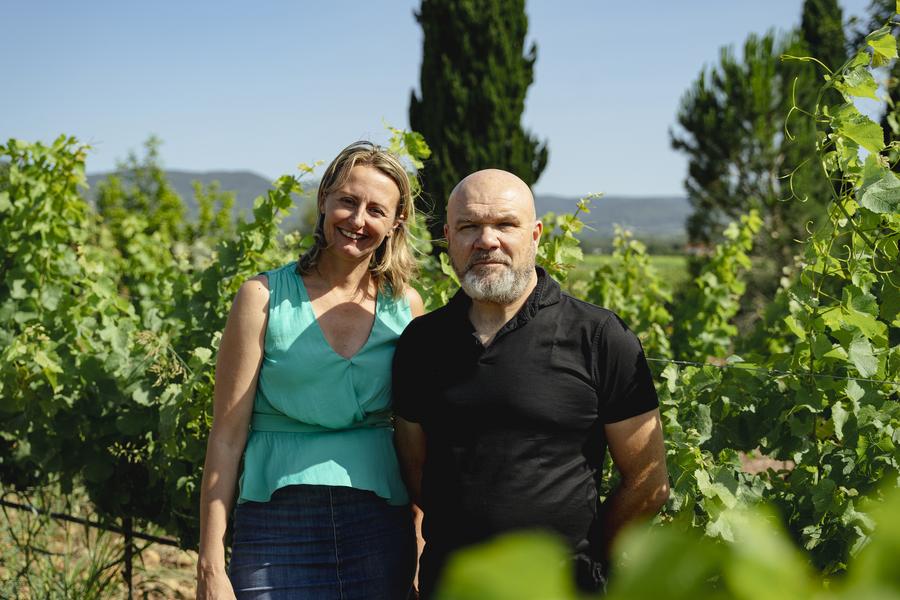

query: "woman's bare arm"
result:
(196, 276), (269, 599)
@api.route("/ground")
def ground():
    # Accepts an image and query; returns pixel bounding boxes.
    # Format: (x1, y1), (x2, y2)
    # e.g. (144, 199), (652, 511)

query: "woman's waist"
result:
(250, 408), (393, 433)
(239, 426), (408, 503)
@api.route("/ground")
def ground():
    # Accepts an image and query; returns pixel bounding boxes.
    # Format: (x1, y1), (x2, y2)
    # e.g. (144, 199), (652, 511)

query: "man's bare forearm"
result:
(599, 476), (669, 561)
(394, 417), (426, 504)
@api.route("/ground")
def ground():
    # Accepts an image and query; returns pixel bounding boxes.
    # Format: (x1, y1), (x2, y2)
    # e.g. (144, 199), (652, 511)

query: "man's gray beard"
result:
(455, 248), (536, 304)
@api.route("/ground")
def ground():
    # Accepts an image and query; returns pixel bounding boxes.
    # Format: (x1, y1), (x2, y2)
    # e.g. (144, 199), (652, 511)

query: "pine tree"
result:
(409, 0), (548, 246)
(671, 0), (847, 308)
(671, 31), (791, 248)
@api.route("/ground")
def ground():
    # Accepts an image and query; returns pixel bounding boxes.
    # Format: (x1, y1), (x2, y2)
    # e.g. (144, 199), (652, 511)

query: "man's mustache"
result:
(466, 251), (511, 270)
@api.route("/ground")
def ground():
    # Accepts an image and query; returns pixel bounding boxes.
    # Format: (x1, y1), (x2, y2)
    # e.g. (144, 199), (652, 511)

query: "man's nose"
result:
(473, 226), (500, 249)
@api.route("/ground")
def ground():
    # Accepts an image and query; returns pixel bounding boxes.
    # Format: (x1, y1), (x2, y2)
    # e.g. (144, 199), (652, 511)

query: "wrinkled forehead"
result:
(448, 185), (536, 224)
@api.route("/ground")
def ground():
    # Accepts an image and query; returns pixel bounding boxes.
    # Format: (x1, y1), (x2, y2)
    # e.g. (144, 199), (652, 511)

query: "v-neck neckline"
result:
(295, 270), (380, 362)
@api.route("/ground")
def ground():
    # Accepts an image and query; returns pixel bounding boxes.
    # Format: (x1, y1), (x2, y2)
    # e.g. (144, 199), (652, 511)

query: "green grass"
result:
(569, 254), (690, 291)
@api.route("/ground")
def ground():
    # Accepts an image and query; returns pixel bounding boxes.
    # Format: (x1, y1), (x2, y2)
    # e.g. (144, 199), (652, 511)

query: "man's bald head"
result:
(447, 169), (536, 223)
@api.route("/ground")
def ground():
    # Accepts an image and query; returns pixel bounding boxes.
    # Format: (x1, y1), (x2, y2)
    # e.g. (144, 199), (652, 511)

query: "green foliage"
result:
(435, 531), (576, 600)
(609, 487), (900, 600)
(409, 0), (548, 244)
(535, 196), (593, 283)
(672, 211), (763, 361)
(584, 225), (674, 359)
(860, 2), (900, 155)
(190, 179), (236, 245)
(0, 134), (313, 546)
(0, 136), (145, 498)
(96, 137), (187, 247)
(434, 487), (900, 599)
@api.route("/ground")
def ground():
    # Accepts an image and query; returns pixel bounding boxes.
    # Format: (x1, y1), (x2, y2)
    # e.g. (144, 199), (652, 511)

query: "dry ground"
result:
(0, 487), (197, 599)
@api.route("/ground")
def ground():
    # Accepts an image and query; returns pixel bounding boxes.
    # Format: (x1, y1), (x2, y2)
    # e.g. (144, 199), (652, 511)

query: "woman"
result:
(196, 141), (425, 599)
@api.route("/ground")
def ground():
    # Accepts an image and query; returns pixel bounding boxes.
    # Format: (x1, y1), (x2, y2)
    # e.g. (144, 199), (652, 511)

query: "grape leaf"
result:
(833, 104), (885, 153)
(848, 336), (878, 377)
(859, 171), (900, 214)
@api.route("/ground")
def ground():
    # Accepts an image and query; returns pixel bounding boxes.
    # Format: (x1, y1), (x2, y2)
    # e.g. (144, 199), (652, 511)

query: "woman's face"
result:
(321, 165), (401, 262)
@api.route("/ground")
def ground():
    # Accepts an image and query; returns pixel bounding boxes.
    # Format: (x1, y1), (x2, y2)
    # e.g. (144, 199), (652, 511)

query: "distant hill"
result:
(536, 194), (690, 239)
(84, 170), (689, 239)
(84, 170), (318, 220)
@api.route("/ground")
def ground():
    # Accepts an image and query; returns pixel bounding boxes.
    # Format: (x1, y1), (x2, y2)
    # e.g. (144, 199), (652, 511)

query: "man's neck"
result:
(467, 272), (538, 347)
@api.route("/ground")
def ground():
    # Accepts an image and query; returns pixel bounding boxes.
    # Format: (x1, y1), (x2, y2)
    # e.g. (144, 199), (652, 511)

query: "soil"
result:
(0, 488), (198, 599)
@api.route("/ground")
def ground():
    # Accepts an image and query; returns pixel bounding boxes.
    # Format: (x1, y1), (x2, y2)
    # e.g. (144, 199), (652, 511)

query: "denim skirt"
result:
(229, 485), (415, 600)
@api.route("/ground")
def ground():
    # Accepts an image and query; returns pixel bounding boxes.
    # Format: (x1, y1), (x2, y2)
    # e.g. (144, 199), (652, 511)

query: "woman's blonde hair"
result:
(297, 141), (418, 296)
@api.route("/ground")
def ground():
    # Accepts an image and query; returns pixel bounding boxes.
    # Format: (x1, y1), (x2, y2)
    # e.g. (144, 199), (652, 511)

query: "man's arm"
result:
(394, 416), (426, 504)
(395, 416), (427, 594)
(599, 407), (669, 561)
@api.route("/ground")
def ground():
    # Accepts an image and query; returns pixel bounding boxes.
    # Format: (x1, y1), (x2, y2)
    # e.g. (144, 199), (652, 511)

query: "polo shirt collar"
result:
(448, 266), (561, 331)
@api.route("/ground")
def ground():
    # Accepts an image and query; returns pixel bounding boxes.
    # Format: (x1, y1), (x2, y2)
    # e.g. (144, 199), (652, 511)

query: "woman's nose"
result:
(349, 206), (366, 227)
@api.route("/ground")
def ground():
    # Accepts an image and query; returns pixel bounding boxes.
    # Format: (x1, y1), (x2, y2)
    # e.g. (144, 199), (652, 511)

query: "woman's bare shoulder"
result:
(232, 274), (270, 312)
(404, 285), (425, 318)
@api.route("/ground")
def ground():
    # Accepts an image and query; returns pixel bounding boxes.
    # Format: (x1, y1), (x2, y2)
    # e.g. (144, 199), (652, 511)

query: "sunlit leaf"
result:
(833, 104), (885, 153)
(859, 171), (900, 214)
(836, 67), (879, 100)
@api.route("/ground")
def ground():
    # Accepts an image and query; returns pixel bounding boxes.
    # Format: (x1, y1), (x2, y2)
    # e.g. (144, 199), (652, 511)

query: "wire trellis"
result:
(645, 357), (900, 387)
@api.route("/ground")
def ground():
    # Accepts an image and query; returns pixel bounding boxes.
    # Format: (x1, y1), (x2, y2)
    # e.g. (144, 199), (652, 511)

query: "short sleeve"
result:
(593, 314), (659, 423)
(392, 324), (424, 424)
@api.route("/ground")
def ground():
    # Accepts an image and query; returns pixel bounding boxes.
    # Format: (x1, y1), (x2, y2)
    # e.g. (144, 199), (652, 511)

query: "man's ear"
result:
(443, 223), (450, 240)
(533, 220), (543, 244)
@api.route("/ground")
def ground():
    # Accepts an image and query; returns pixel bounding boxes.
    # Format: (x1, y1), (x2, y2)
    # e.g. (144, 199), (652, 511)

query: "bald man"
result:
(392, 170), (669, 597)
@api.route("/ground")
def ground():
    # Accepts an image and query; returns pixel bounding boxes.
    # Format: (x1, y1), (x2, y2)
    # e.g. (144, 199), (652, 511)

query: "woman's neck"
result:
(312, 251), (375, 296)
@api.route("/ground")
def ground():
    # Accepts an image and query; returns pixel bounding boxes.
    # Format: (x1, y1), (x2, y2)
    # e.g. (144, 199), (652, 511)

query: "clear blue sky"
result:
(0, 0), (873, 197)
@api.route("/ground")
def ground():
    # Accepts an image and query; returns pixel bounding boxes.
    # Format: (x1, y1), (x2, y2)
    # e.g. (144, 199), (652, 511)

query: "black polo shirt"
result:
(392, 267), (658, 590)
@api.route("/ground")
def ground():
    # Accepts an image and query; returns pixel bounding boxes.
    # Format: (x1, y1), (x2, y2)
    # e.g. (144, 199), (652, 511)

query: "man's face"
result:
(445, 184), (542, 305)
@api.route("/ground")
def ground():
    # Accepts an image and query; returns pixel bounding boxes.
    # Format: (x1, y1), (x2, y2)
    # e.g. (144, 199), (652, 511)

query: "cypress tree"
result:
(800, 0), (847, 71)
(409, 0), (549, 246)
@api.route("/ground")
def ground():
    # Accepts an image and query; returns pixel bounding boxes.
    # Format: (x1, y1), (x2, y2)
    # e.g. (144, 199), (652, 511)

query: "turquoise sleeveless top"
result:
(237, 262), (411, 506)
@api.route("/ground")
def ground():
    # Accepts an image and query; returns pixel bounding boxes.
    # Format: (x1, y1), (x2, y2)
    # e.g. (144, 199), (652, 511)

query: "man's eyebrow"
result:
(456, 213), (521, 224)
(493, 213), (521, 222)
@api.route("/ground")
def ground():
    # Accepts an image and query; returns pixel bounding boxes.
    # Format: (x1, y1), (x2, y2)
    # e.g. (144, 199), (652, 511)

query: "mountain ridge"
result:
(85, 170), (690, 239)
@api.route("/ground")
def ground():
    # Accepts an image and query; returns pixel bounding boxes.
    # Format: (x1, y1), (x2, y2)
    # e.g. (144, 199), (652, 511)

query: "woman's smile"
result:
(337, 227), (368, 241)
